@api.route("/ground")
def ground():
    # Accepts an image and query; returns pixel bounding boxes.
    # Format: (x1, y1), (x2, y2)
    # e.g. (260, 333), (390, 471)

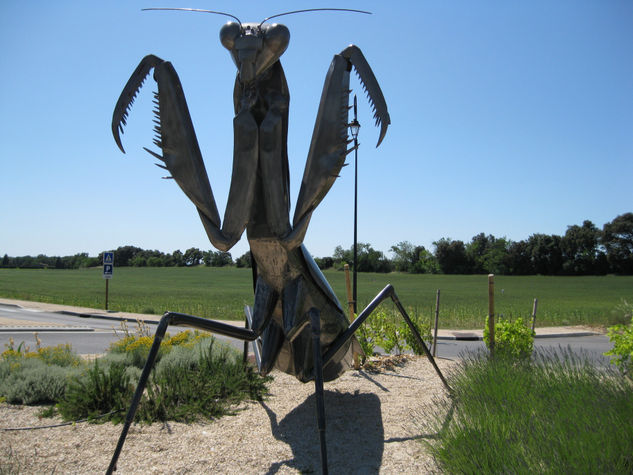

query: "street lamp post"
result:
(348, 95), (361, 314)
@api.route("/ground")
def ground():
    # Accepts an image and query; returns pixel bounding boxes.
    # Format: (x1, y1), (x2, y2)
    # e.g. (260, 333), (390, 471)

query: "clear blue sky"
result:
(1, 1), (632, 260)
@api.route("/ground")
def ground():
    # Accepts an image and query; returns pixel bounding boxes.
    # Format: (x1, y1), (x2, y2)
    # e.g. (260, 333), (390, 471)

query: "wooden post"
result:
(488, 274), (495, 356)
(344, 263), (361, 369)
(105, 279), (109, 311)
(531, 298), (538, 332)
(344, 264), (354, 322)
(432, 289), (440, 357)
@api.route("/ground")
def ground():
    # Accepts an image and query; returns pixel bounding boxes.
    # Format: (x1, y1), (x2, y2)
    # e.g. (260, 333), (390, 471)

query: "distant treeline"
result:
(0, 247), (246, 270)
(2, 213), (632, 275)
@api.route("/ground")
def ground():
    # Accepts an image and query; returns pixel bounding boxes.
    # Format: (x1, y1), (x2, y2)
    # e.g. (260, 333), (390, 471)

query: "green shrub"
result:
(108, 335), (158, 368)
(108, 329), (213, 369)
(355, 308), (432, 359)
(136, 337), (270, 423)
(400, 312), (432, 356)
(1, 359), (80, 405)
(57, 336), (271, 424)
(605, 311), (633, 377)
(58, 360), (132, 423)
(0, 339), (84, 405)
(30, 343), (82, 367)
(2, 337), (81, 367)
(1, 329), (270, 425)
(483, 315), (535, 359)
(372, 310), (402, 354)
(356, 319), (376, 357)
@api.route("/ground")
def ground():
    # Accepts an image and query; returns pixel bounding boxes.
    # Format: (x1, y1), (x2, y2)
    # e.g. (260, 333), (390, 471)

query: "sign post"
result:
(488, 274), (495, 357)
(103, 252), (114, 310)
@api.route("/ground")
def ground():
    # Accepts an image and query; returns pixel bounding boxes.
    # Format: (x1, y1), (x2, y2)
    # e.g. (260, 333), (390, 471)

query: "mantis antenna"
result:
(141, 7), (372, 29)
(259, 8), (372, 26)
(142, 8), (242, 27)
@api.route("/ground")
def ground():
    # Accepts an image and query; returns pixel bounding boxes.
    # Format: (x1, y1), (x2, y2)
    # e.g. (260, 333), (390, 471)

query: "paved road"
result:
(433, 334), (613, 364)
(1, 303), (614, 364)
(0, 304), (244, 354)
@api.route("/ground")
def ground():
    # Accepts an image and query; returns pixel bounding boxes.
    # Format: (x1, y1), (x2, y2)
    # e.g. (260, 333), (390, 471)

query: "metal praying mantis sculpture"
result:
(108, 8), (450, 474)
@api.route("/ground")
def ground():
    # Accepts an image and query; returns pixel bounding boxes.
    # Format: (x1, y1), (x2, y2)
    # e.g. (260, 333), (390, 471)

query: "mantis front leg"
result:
(259, 96), (291, 238)
(200, 108), (259, 251)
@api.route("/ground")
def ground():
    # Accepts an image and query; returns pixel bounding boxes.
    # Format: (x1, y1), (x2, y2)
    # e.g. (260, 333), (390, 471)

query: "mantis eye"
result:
(262, 23), (290, 56)
(220, 21), (241, 50)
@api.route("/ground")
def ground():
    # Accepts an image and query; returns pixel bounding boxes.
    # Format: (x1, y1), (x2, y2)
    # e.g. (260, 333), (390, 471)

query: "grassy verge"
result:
(1, 267), (632, 327)
(422, 350), (633, 473)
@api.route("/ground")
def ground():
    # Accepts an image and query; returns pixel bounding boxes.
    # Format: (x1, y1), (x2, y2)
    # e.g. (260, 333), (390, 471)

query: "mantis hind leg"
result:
(107, 312), (258, 474)
(245, 276), (283, 374)
(309, 308), (329, 475)
(323, 284), (452, 393)
(301, 287), (452, 475)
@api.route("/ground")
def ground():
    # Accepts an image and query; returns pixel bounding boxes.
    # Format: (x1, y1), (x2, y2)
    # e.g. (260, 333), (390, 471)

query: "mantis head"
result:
(220, 22), (290, 83)
(142, 8), (370, 84)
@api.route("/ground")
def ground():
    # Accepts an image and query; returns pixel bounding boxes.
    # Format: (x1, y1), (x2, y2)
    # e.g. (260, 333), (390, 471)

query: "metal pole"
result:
(352, 95), (359, 314)
(105, 279), (109, 311)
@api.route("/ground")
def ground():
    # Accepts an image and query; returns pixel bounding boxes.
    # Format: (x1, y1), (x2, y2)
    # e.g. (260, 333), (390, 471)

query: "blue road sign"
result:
(103, 252), (114, 279)
(103, 252), (114, 265)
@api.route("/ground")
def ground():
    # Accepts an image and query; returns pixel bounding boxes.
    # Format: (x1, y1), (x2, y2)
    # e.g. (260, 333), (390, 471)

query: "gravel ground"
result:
(1, 356), (454, 474)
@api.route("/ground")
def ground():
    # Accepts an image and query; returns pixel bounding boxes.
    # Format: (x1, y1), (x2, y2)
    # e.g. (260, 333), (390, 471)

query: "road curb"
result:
(0, 327), (94, 333)
(0, 302), (602, 339)
(57, 310), (162, 325)
(438, 331), (599, 341)
(55, 311), (600, 339)
(53, 310), (243, 329)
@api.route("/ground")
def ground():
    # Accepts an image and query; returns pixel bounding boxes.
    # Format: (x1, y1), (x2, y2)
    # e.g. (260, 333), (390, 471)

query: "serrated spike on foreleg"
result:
(161, 176), (174, 180)
(143, 147), (165, 162)
(112, 54), (165, 153)
(154, 163), (168, 170)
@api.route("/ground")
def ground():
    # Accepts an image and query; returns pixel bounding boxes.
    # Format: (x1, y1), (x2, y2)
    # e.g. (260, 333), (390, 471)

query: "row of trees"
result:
(430, 214), (633, 275)
(2, 213), (632, 275)
(0, 247), (248, 270)
(330, 214), (632, 275)
(0, 252), (99, 270)
(351, 213), (632, 276)
(96, 246), (242, 268)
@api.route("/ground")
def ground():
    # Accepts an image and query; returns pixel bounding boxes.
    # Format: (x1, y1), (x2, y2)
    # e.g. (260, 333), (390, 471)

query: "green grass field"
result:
(1, 267), (631, 328)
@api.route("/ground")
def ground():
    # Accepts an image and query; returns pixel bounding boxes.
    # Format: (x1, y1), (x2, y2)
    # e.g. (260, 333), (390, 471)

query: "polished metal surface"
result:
(112, 20), (390, 383)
